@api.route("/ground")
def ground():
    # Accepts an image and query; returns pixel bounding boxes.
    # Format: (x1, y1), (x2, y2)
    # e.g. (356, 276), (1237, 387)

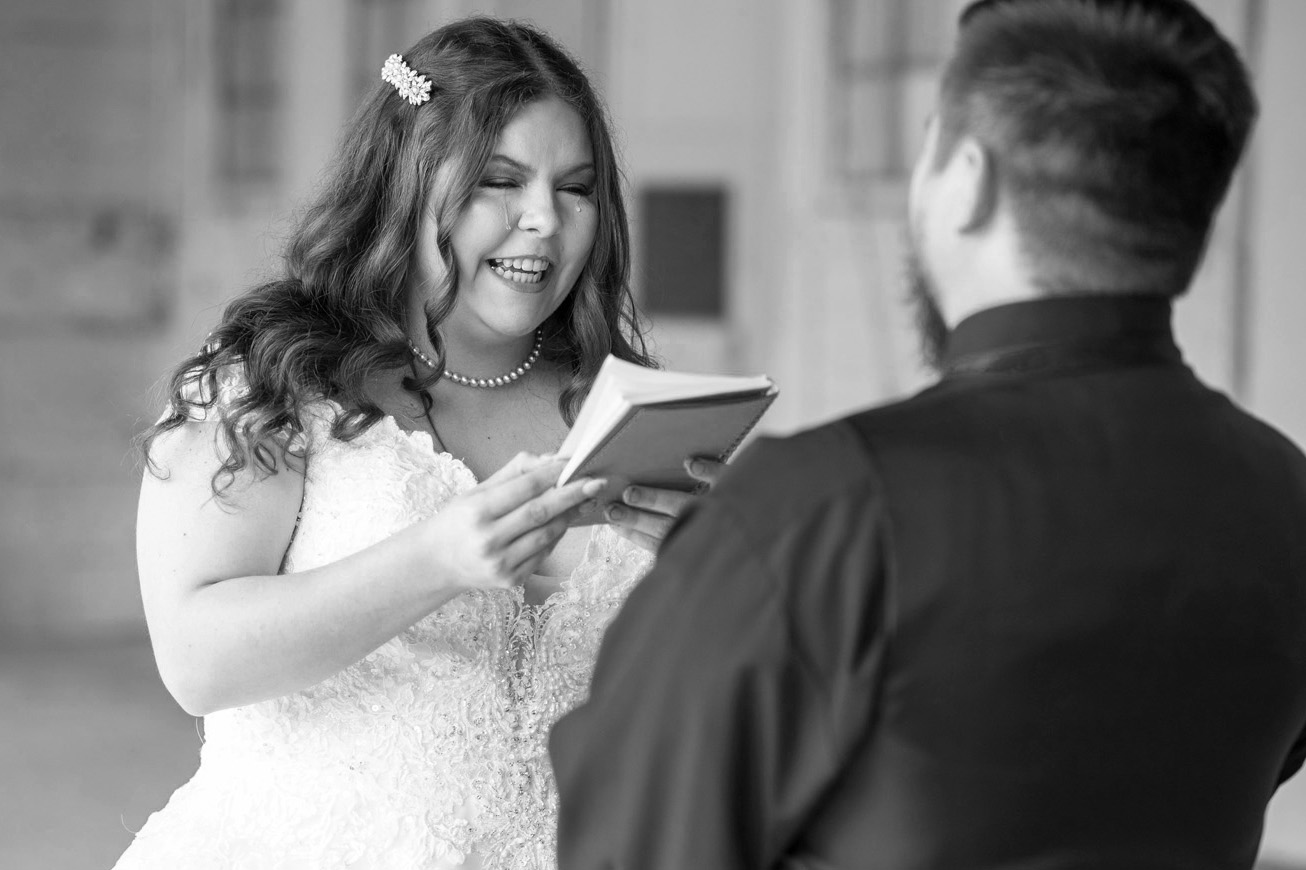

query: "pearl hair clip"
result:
(381, 54), (432, 106)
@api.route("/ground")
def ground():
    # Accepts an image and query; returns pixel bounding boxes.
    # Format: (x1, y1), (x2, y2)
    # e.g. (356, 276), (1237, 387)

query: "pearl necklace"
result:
(408, 331), (543, 388)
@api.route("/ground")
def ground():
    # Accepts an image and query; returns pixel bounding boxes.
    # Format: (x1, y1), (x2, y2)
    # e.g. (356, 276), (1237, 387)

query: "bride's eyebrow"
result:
(486, 155), (595, 177)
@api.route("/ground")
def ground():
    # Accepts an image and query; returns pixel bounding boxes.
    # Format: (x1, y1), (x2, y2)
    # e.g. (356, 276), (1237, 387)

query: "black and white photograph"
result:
(2, 0), (1306, 867)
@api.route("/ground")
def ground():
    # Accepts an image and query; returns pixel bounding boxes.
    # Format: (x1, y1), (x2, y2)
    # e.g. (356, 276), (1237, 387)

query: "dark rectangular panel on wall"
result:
(215, 0), (285, 188)
(640, 186), (727, 317)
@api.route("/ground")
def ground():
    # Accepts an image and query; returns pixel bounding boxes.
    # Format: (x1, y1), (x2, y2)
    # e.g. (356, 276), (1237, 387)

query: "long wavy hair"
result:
(141, 17), (654, 494)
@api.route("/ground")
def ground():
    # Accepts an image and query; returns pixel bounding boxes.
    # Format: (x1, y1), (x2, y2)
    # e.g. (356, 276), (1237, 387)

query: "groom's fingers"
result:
(685, 456), (727, 487)
(606, 503), (677, 542)
(619, 485), (694, 519)
(608, 522), (664, 553)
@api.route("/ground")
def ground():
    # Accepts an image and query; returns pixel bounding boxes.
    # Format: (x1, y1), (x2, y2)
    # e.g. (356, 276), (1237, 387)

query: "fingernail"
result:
(685, 459), (702, 475)
(582, 478), (606, 497)
(607, 505), (626, 522)
(623, 486), (641, 505)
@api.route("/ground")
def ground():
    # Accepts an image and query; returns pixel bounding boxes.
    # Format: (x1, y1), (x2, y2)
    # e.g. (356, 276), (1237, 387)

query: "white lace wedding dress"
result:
(114, 400), (653, 870)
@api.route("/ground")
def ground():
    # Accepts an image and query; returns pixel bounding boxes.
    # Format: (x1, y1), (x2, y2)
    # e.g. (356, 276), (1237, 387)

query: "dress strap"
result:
(409, 360), (450, 454)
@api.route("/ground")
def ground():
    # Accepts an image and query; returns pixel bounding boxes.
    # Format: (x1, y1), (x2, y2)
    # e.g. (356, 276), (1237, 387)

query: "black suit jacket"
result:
(550, 295), (1306, 870)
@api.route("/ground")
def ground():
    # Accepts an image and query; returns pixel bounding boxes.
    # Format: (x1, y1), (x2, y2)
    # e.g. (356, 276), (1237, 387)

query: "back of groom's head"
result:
(939, 0), (1257, 297)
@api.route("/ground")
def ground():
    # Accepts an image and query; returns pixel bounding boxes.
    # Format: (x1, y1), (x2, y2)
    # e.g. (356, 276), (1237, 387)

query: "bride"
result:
(115, 17), (718, 869)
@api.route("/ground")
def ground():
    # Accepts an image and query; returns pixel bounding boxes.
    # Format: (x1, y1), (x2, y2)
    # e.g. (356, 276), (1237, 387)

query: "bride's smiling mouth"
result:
(488, 256), (553, 285)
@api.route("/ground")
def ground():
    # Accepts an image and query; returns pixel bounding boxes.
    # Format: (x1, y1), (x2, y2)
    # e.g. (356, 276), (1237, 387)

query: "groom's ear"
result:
(940, 136), (998, 236)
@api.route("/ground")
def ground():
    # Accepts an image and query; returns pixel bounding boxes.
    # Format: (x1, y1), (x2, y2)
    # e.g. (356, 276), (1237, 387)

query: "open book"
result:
(557, 356), (778, 509)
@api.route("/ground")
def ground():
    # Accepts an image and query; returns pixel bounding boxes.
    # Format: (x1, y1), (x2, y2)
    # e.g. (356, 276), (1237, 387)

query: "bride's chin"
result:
(489, 307), (561, 339)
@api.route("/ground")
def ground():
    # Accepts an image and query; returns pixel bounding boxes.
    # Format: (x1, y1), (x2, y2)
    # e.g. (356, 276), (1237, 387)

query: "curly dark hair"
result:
(141, 16), (654, 495)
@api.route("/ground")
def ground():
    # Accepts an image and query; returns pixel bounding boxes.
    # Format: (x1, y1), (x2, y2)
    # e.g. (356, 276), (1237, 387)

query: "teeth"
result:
(490, 259), (549, 284)
(491, 257), (548, 273)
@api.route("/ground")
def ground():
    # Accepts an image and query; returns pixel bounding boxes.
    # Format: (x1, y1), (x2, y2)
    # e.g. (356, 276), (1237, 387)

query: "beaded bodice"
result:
(115, 402), (652, 870)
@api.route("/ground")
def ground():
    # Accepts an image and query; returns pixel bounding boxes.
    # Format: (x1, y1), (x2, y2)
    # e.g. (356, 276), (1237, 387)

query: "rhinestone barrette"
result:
(381, 54), (432, 106)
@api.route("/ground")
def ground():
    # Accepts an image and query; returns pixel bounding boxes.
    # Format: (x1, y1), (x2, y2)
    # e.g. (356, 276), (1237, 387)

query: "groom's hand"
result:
(605, 457), (727, 552)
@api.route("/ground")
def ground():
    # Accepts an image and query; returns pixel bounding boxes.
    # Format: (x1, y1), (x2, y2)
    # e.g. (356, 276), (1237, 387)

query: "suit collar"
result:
(941, 294), (1182, 377)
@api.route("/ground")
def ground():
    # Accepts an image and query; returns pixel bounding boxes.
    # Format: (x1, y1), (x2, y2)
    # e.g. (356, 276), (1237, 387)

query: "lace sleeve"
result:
(181, 365), (248, 419)
(158, 364), (250, 425)
(160, 364), (316, 462)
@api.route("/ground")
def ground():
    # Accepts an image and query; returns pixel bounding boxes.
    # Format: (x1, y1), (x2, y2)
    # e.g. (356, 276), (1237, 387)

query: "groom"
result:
(550, 0), (1306, 867)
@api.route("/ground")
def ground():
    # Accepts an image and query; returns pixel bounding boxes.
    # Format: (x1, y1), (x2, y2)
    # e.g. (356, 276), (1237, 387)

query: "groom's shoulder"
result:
(709, 383), (1004, 525)
(718, 389), (956, 499)
(713, 417), (882, 523)
(846, 379), (994, 442)
(712, 388), (983, 517)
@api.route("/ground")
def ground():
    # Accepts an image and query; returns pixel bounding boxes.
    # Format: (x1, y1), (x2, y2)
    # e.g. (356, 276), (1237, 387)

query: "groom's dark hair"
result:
(939, 0), (1257, 297)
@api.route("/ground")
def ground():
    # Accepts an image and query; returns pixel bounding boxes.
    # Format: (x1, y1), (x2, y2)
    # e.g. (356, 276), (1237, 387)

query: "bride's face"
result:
(414, 96), (599, 345)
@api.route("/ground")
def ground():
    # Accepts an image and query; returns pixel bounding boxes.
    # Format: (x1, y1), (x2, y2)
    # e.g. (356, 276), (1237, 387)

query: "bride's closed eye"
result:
(480, 177), (593, 195)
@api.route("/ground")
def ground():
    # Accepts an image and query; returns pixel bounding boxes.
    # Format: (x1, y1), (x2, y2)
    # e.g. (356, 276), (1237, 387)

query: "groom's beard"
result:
(904, 240), (949, 372)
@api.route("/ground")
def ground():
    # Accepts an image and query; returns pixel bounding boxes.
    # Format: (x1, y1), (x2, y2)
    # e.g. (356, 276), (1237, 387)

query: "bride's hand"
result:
(605, 457), (726, 553)
(426, 452), (605, 590)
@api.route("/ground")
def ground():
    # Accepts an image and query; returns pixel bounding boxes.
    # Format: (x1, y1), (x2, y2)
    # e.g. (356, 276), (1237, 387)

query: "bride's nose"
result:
(516, 185), (562, 237)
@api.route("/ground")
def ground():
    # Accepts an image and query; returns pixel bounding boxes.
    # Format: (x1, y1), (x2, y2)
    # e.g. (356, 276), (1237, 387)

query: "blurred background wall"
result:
(1, 0), (1303, 865)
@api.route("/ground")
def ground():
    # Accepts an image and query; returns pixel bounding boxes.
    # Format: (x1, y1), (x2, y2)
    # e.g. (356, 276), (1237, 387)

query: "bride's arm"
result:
(138, 418), (600, 717)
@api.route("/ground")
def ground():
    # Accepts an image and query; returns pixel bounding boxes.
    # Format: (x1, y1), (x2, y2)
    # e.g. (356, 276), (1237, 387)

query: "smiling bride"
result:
(113, 17), (721, 870)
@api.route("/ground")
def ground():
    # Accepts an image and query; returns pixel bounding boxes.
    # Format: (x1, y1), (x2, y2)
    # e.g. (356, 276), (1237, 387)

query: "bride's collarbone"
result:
(376, 377), (569, 479)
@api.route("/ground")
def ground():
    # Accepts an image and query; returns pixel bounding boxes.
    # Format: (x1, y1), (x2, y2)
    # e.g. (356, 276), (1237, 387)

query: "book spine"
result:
(696, 395), (775, 494)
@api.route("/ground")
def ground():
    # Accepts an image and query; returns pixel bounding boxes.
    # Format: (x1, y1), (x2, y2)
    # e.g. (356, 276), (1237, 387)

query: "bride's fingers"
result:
(494, 478), (604, 543)
(502, 514), (571, 573)
(619, 484), (694, 519)
(510, 555), (545, 582)
(477, 459), (568, 518)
